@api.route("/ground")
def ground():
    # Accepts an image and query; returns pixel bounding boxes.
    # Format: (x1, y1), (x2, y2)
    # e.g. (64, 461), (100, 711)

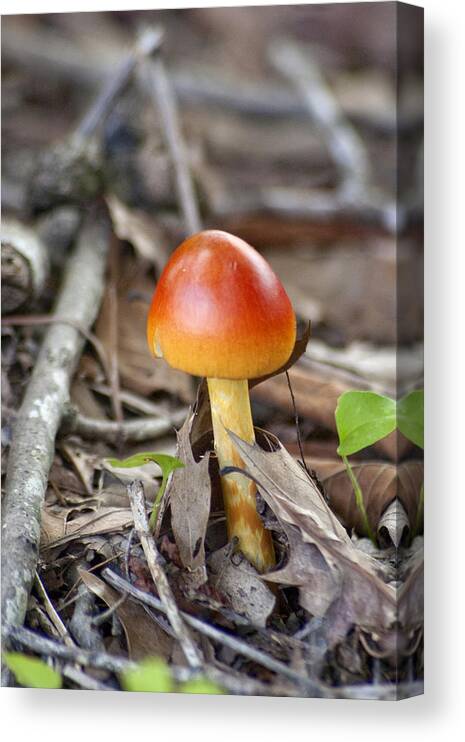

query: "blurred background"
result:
(2, 3), (424, 534)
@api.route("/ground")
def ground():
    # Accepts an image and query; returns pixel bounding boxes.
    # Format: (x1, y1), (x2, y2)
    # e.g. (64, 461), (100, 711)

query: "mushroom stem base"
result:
(207, 378), (275, 573)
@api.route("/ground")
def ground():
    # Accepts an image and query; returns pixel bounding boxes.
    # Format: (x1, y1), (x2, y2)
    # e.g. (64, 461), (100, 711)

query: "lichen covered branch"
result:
(1, 212), (110, 647)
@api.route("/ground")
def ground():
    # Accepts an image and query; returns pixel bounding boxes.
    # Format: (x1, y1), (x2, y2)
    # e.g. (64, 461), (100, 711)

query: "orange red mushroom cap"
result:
(147, 230), (296, 380)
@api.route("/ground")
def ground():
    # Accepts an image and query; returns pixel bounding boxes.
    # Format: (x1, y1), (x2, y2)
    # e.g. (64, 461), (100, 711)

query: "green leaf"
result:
(335, 391), (396, 456)
(397, 390), (424, 449)
(107, 452), (184, 478)
(179, 677), (225, 695)
(120, 658), (174, 693)
(3, 652), (62, 689)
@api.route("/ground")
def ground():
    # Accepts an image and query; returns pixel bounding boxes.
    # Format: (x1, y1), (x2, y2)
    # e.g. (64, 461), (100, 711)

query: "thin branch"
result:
(62, 664), (114, 691)
(269, 40), (370, 198)
(1, 314), (113, 393)
(1, 23), (420, 135)
(1, 212), (110, 666)
(210, 184), (400, 234)
(102, 567), (326, 696)
(285, 370), (311, 477)
(127, 481), (203, 670)
(59, 406), (187, 444)
(142, 51), (202, 235)
(75, 27), (163, 142)
(5, 625), (296, 696)
(104, 235), (123, 422)
(90, 382), (174, 418)
(34, 572), (76, 648)
(6, 625), (134, 674)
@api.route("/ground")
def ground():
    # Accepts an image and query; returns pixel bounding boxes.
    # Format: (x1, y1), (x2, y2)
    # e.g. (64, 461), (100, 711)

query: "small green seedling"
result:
(3, 652), (62, 689)
(107, 452), (184, 531)
(120, 656), (224, 695)
(335, 389), (424, 542)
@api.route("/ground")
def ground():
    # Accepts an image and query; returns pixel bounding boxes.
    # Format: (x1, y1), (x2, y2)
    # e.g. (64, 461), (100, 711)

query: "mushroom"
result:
(147, 230), (296, 572)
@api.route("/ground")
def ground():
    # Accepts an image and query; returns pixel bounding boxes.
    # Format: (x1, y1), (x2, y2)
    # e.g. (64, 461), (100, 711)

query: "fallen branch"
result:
(1, 212), (110, 661)
(1, 24), (420, 135)
(6, 625), (133, 674)
(60, 406), (188, 444)
(6, 625), (292, 696)
(107, 563), (417, 698)
(209, 184), (400, 234)
(1, 314), (113, 394)
(142, 50), (202, 235)
(62, 664), (114, 691)
(75, 27), (163, 142)
(127, 480), (203, 670)
(265, 41), (401, 233)
(102, 567), (326, 696)
(1, 219), (49, 314)
(269, 40), (370, 198)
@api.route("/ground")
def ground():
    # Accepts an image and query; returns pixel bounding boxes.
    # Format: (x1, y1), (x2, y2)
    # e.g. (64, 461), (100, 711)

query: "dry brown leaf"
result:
(263, 523), (336, 617)
(59, 441), (100, 496)
(80, 570), (173, 661)
(251, 360), (412, 462)
(377, 499), (410, 547)
(106, 194), (170, 272)
(208, 544), (276, 627)
(40, 508), (69, 548)
(262, 241), (422, 345)
(251, 360), (351, 435)
(111, 258), (193, 403)
(93, 252), (192, 403)
(40, 505), (133, 550)
(398, 551), (423, 632)
(167, 416), (211, 574)
(312, 458), (423, 537)
(228, 433), (396, 646)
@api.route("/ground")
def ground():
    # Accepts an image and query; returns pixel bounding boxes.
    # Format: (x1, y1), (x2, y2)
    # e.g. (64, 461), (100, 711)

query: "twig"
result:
(142, 50), (202, 235)
(1, 24), (420, 136)
(69, 587), (107, 653)
(90, 382), (173, 417)
(5, 625), (294, 696)
(211, 184), (399, 234)
(127, 481), (203, 669)
(98, 234), (123, 423)
(1, 220), (49, 313)
(1, 314), (113, 392)
(7, 623), (422, 698)
(264, 41), (404, 233)
(34, 572), (76, 648)
(75, 27), (163, 142)
(59, 406), (187, 444)
(285, 370), (311, 478)
(62, 664), (114, 691)
(6, 625), (134, 674)
(102, 567), (326, 696)
(269, 40), (370, 198)
(1, 212), (110, 666)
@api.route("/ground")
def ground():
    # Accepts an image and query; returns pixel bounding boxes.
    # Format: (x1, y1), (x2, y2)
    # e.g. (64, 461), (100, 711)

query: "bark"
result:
(1, 211), (110, 650)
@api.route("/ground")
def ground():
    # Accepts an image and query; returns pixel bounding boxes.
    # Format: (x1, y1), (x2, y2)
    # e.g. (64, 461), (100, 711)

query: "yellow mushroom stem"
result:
(207, 377), (275, 573)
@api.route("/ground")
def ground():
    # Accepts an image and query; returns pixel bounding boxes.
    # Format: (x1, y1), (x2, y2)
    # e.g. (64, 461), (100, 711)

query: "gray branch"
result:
(60, 406), (188, 444)
(75, 27), (163, 142)
(127, 481), (203, 670)
(269, 40), (370, 198)
(102, 567), (326, 696)
(1, 212), (110, 652)
(142, 53), (202, 236)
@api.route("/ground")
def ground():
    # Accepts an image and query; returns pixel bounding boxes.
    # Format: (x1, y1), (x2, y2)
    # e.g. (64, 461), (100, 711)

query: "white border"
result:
(2, 1), (464, 741)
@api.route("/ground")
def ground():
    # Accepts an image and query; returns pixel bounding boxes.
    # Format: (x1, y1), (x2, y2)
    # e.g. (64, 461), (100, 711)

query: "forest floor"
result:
(1, 6), (423, 698)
